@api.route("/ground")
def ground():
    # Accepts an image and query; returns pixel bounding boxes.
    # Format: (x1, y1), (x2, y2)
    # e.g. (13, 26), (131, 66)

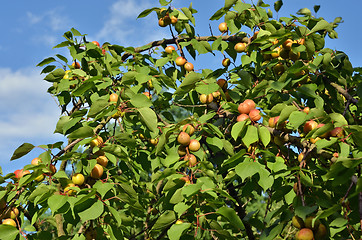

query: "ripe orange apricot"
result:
(185, 154), (197, 167)
(217, 79), (228, 91)
(184, 62), (194, 72)
(96, 156), (108, 167)
(91, 164), (104, 179)
(249, 109), (261, 121)
(72, 173), (85, 185)
(165, 45), (175, 54)
(109, 93), (119, 102)
(31, 157), (42, 165)
(165, 46), (175, 54)
(330, 127), (344, 138)
(72, 61), (81, 69)
(295, 228), (314, 240)
(234, 42), (247, 53)
(90, 136), (104, 148)
(283, 39), (293, 50)
(177, 132), (191, 146)
(199, 94), (213, 104)
(237, 113), (249, 122)
(222, 58), (231, 67)
(92, 41), (100, 47)
(2, 218), (16, 227)
(188, 139), (201, 152)
(175, 56), (186, 66)
(218, 22), (228, 32)
(303, 120), (318, 134)
(182, 124), (195, 136)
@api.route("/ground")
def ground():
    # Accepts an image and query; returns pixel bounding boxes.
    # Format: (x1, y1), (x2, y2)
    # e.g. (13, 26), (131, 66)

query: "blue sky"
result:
(0, 0), (361, 175)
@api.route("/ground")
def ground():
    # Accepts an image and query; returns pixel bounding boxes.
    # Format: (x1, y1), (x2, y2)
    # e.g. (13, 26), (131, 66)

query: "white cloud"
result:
(26, 12), (42, 24)
(0, 68), (65, 167)
(96, 0), (169, 47)
(26, 9), (70, 32)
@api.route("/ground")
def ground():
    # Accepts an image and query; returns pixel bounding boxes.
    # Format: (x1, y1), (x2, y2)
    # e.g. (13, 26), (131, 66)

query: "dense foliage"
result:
(0, 0), (361, 239)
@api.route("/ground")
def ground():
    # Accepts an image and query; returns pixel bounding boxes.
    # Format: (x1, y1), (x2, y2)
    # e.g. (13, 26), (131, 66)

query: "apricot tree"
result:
(0, 0), (361, 239)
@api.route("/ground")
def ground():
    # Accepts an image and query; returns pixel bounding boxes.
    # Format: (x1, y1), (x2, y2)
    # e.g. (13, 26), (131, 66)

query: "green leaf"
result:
(155, 57), (170, 67)
(279, 105), (298, 123)
(43, 68), (65, 82)
(295, 205), (318, 219)
(206, 123), (224, 138)
(231, 120), (247, 140)
(37, 57), (56, 67)
(48, 194), (69, 213)
(130, 94), (152, 108)
(274, 0), (283, 12)
(0, 225), (19, 240)
(235, 159), (259, 181)
(152, 210), (176, 231)
(72, 81), (95, 96)
(138, 107), (158, 132)
(181, 7), (195, 25)
(56, 54), (68, 63)
(206, 137), (223, 151)
(309, 20), (332, 34)
(68, 126), (94, 139)
(182, 182), (202, 198)
(217, 206), (245, 230)
(258, 167), (274, 191)
(223, 139), (235, 156)
(41, 65), (56, 74)
(258, 126), (271, 147)
(71, 28), (82, 36)
(94, 181), (114, 198)
(317, 204), (340, 219)
(174, 72), (201, 95)
(209, 8), (226, 20)
(78, 200), (104, 221)
(88, 98), (109, 118)
(10, 143), (35, 160)
(195, 82), (219, 95)
(313, 5), (320, 13)
(137, 7), (158, 18)
(234, 2), (252, 13)
(242, 125), (258, 147)
(108, 206), (122, 227)
(289, 111), (307, 129)
(297, 8), (311, 16)
(159, 0), (172, 6)
(167, 223), (192, 240)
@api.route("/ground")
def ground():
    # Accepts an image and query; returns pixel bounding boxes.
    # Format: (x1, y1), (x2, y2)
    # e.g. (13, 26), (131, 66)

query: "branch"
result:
(55, 214), (65, 237)
(323, 77), (358, 105)
(121, 34), (248, 61)
(227, 183), (255, 240)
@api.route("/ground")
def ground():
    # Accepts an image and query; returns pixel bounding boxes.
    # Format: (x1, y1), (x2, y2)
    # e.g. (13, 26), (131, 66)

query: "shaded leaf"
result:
(11, 143), (35, 160)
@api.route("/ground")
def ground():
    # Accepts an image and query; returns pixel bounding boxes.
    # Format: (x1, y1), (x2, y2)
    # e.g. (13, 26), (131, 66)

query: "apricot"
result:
(249, 109), (261, 122)
(296, 228), (314, 240)
(292, 215), (305, 229)
(188, 139), (201, 152)
(177, 132), (191, 146)
(237, 113), (249, 122)
(91, 164), (104, 179)
(182, 124), (195, 136)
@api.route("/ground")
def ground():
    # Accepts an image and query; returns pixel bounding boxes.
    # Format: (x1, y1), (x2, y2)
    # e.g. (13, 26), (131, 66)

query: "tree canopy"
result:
(0, 0), (361, 239)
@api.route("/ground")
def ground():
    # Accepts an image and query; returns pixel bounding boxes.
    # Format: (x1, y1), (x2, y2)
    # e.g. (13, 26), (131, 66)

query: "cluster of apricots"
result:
(177, 124), (201, 167)
(157, 8), (177, 27)
(237, 99), (261, 122)
(218, 22), (307, 76)
(0, 201), (19, 227)
(198, 78), (233, 105)
(292, 215), (328, 239)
